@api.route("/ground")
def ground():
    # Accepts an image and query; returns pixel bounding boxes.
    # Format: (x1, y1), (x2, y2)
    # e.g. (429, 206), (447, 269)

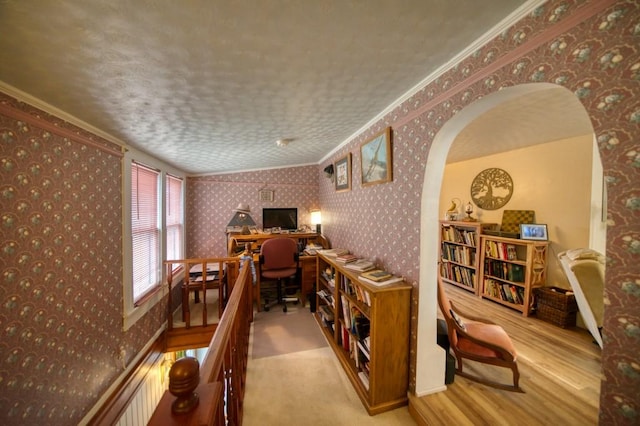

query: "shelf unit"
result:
(439, 220), (496, 295)
(478, 235), (549, 316)
(314, 253), (412, 415)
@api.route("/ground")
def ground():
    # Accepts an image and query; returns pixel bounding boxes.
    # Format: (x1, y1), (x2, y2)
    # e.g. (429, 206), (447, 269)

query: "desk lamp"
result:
(310, 210), (322, 234)
(227, 203), (256, 234)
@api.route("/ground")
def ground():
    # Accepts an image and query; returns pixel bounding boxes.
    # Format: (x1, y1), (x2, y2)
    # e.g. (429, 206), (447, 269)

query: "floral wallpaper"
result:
(0, 0), (637, 425)
(0, 96), (167, 425)
(316, 1), (638, 425)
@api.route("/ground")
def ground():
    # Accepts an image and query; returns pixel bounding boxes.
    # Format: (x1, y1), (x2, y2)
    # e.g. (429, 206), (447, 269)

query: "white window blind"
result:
(131, 162), (160, 303)
(166, 174), (183, 270)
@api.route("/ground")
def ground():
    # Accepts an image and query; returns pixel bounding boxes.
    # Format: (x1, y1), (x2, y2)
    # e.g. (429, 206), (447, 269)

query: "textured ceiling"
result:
(0, 0), (591, 175)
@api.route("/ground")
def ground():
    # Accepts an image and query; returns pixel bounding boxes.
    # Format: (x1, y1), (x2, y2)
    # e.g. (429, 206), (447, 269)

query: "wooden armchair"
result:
(437, 276), (522, 392)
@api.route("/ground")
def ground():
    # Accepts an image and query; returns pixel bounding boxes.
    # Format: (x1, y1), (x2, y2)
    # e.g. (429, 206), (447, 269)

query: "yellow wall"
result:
(440, 134), (595, 288)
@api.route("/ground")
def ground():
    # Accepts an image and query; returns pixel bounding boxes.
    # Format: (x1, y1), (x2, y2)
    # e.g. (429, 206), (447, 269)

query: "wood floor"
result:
(410, 283), (602, 426)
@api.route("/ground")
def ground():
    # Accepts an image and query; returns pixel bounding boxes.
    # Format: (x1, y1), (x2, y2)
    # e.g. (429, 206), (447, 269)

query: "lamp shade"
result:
(310, 210), (322, 225)
(233, 203), (251, 214)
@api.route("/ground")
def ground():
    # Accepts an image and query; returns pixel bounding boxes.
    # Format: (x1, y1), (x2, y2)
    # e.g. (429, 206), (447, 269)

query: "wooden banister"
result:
(149, 257), (254, 425)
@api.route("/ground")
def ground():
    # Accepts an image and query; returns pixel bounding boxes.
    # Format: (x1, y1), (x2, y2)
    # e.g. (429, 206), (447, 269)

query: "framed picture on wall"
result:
(360, 126), (392, 186)
(520, 223), (548, 241)
(334, 153), (351, 192)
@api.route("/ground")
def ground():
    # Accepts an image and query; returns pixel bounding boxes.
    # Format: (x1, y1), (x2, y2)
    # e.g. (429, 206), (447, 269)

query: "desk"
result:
(228, 232), (324, 256)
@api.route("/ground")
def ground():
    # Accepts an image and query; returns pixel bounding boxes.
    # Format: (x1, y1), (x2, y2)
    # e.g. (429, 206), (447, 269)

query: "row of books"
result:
(320, 267), (336, 291)
(440, 261), (476, 288)
(340, 298), (370, 338)
(317, 289), (334, 308)
(484, 259), (525, 282)
(338, 276), (370, 306)
(441, 243), (476, 266)
(483, 279), (525, 305)
(484, 240), (519, 261)
(441, 225), (478, 247)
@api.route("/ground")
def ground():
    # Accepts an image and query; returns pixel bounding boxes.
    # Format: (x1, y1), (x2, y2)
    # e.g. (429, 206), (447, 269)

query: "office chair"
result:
(437, 275), (522, 392)
(259, 237), (300, 312)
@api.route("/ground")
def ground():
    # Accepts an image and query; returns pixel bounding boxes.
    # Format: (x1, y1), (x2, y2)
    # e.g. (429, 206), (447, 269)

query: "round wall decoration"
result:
(470, 168), (513, 210)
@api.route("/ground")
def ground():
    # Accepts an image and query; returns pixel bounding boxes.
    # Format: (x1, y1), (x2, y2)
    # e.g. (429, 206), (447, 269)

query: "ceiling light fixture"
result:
(276, 138), (293, 147)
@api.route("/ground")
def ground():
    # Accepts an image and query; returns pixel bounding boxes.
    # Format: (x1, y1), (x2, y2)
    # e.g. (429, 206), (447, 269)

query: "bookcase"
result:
(478, 235), (549, 316)
(439, 220), (496, 295)
(315, 252), (412, 415)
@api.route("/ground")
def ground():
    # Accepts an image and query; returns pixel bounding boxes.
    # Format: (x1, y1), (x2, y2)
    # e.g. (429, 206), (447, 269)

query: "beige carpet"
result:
(243, 306), (416, 425)
(251, 304), (328, 359)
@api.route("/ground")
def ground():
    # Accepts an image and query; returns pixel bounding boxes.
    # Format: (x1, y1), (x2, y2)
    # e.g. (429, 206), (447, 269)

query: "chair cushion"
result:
(457, 322), (517, 360)
(261, 267), (297, 279)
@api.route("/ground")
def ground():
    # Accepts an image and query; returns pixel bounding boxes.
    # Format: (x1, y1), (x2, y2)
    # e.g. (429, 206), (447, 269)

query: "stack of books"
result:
(344, 259), (375, 272)
(318, 248), (350, 258)
(358, 269), (404, 287)
(336, 253), (358, 264)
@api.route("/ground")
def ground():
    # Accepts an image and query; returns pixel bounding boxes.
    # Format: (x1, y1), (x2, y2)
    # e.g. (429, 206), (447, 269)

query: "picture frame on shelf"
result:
(334, 153), (352, 192)
(360, 127), (392, 186)
(520, 223), (548, 241)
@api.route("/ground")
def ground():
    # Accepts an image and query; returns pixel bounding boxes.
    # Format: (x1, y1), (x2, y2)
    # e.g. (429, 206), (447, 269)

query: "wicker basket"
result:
(535, 286), (577, 312)
(537, 304), (577, 328)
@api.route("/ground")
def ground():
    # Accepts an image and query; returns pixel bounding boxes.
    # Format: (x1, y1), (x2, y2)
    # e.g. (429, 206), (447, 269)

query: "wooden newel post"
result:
(169, 357), (200, 414)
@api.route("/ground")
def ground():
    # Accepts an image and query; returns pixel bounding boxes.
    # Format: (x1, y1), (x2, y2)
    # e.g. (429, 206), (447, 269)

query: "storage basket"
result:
(535, 286), (577, 312)
(536, 303), (577, 328)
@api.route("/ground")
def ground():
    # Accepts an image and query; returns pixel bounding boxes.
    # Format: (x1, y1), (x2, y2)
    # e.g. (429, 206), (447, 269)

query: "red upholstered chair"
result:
(437, 276), (522, 392)
(259, 237), (299, 312)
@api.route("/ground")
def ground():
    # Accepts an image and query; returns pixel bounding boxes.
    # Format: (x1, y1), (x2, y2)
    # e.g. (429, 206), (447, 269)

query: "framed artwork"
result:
(360, 127), (392, 186)
(334, 153), (351, 192)
(259, 189), (274, 202)
(520, 223), (548, 241)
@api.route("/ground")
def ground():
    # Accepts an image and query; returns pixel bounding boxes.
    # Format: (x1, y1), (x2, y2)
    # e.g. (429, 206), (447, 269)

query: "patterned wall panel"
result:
(0, 95), (167, 425)
(186, 166), (320, 258)
(318, 1), (639, 424)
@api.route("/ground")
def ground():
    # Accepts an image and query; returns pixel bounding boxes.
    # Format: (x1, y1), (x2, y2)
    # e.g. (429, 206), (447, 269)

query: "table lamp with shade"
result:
(310, 210), (322, 234)
(227, 203), (256, 234)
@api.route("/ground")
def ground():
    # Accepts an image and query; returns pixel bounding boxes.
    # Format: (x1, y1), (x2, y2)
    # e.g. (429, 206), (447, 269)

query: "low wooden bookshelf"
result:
(478, 235), (549, 316)
(314, 252), (412, 415)
(439, 220), (496, 295)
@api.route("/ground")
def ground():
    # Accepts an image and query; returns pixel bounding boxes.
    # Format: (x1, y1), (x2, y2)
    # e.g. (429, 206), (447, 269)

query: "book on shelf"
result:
(317, 289), (334, 307)
(357, 340), (370, 360)
(336, 253), (358, 263)
(342, 326), (350, 352)
(319, 305), (334, 322)
(340, 295), (352, 325)
(318, 248), (349, 257)
(344, 259), (375, 272)
(353, 285), (371, 306)
(359, 275), (404, 287)
(360, 269), (392, 282)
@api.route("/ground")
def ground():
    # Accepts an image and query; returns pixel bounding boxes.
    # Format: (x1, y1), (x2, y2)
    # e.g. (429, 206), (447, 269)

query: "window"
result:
(123, 151), (185, 330)
(166, 174), (184, 269)
(131, 162), (160, 303)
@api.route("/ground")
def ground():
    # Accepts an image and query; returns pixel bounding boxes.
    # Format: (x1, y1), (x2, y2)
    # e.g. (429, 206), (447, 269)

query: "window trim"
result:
(122, 148), (186, 331)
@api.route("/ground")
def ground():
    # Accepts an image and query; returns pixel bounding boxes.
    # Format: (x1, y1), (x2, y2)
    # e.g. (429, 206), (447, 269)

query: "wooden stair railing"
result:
(149, 257), (254, 425)
(165, 257), (243, 330)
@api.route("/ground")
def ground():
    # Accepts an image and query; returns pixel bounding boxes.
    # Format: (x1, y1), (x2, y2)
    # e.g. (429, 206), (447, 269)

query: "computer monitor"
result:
(262, 208), (298, 231)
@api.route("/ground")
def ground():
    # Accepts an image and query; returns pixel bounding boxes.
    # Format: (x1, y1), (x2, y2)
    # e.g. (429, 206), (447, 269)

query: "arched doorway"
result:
(415, 82), (601, 395)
